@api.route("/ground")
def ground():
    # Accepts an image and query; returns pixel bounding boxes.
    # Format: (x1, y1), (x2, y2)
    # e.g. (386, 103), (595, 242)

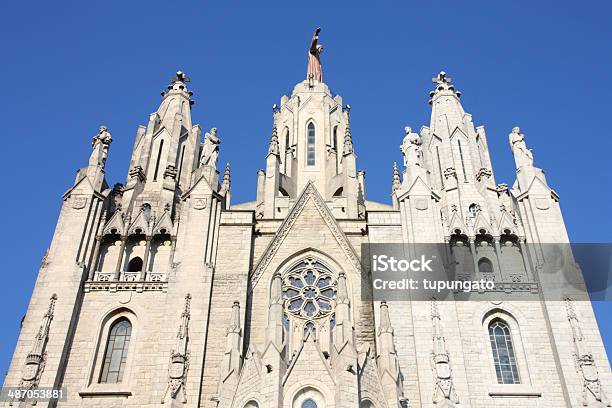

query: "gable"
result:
(283, 334), (334, 387)
(250, 182), (362, 292)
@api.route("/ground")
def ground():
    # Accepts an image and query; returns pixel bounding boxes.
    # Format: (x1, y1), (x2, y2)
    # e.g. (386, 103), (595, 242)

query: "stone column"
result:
(88, 236), (102, 280)
(493, 237), (504, 279)
(141, 236), (152, 281)
(114, 235), (127, 280)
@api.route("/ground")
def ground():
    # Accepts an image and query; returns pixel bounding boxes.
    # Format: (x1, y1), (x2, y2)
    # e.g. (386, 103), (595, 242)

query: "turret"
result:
(255, 29), (363, 219)
(265, 273), (284, 350)
(263, 112), (282, 218)
(218, 301), (243, 406)
(121, 71), (203, 216)
(377, 301), (404, 408)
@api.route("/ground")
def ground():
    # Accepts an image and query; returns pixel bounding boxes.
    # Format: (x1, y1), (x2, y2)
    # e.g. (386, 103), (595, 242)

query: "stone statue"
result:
(200, 127), (220, 167)
(509, 127), (533, 169)
(90, 125), (112, 167)
(307, 27), (323, 82)
(400, 126), (423, 168)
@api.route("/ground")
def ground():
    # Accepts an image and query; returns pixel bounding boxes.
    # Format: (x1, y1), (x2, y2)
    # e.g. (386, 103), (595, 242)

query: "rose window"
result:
(282, 257), (337, 320)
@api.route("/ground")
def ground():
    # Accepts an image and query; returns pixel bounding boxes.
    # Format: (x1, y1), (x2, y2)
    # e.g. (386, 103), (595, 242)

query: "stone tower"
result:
(3, 31), (610, 408)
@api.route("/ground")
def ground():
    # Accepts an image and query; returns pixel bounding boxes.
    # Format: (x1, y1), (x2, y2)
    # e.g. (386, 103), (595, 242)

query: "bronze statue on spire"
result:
(307, 27), (323, 82)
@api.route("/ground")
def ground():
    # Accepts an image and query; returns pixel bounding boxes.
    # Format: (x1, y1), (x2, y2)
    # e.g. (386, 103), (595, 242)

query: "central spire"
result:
(307, 27), (324, 82)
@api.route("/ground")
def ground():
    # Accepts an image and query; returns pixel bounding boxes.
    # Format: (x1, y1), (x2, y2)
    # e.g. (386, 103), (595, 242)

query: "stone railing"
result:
(122, 272), (142, 282)
(94, 272), (115, 282)
(86, 271), (168, 293)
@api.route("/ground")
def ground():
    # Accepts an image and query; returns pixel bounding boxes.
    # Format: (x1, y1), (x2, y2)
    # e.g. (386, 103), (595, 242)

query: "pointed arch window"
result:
(457, 139), (468, 182)
(436, 145), (444, 188)
(153, 139), (164, 181)
(99, 318), (132, 383)
(307, 122), (316, 165)
(489, 320), (520, 384)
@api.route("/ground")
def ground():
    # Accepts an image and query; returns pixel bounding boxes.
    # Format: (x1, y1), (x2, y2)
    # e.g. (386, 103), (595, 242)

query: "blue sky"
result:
(0, 1), (610, 378)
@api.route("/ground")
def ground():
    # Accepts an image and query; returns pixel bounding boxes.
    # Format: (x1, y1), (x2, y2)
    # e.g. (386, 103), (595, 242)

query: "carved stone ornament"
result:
(128, 165), (145, 181)
(535, 198), (550, 210)
(193, 198), (207, 210)
(476, 167), (492, 182)
(164, 165), (178, 180)
(430, 299), (459, 406)
(71, 196), (87, 210)
(443, 167), (457, 180)
(415, 198), (429, 211)
(565, 299), (611, 407)
(10, 294), (57, 406)
(162, 294), (191, 404)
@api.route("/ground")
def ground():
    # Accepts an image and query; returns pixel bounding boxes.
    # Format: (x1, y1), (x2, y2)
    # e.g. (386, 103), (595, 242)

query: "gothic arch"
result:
(480, 308), (531, 385)
(273, 249), (342, 282)
(285, 384), (332, 408)
(86, 307), (139, 389)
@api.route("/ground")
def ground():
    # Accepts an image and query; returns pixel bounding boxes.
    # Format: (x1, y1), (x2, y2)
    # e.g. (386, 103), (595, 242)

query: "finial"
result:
(221, 162), (231, 194)
(429, 71), (460, 103)
(268, 122), (280, 155)
(343, 124), (354, 155)
(378, 300), (393, 334)
(432, 71), (452, 85)
(392, 162), (401, 191)
(171, 70), (191, 83)
(431, 297), (440, 319)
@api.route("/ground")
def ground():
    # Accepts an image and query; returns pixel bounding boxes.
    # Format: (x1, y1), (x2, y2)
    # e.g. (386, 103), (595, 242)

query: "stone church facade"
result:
(3, 36), (611, 408)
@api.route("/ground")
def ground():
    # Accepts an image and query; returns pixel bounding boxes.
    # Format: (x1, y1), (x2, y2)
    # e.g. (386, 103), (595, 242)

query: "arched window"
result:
(99, 318), (132, 383)
(307, 122), (316, 165)
(302, 399), (317, 408)
(478, 257), (493, 273)
(244, 401), (259, 408)
(127, 257), (143, 272)
(489, 320), (520, 384)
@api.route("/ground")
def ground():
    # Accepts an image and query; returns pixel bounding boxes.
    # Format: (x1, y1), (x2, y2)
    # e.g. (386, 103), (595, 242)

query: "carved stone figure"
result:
(200, 127), (220, 167)
(162, 294), (191, 404)
(307, 27), (324, 82)
(89, 125), (112, 168)
(509, 127), (533, 169)
(566, 299), (610, 407)
(400, 126), (423, 168)
(430, 299), (459, 406)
